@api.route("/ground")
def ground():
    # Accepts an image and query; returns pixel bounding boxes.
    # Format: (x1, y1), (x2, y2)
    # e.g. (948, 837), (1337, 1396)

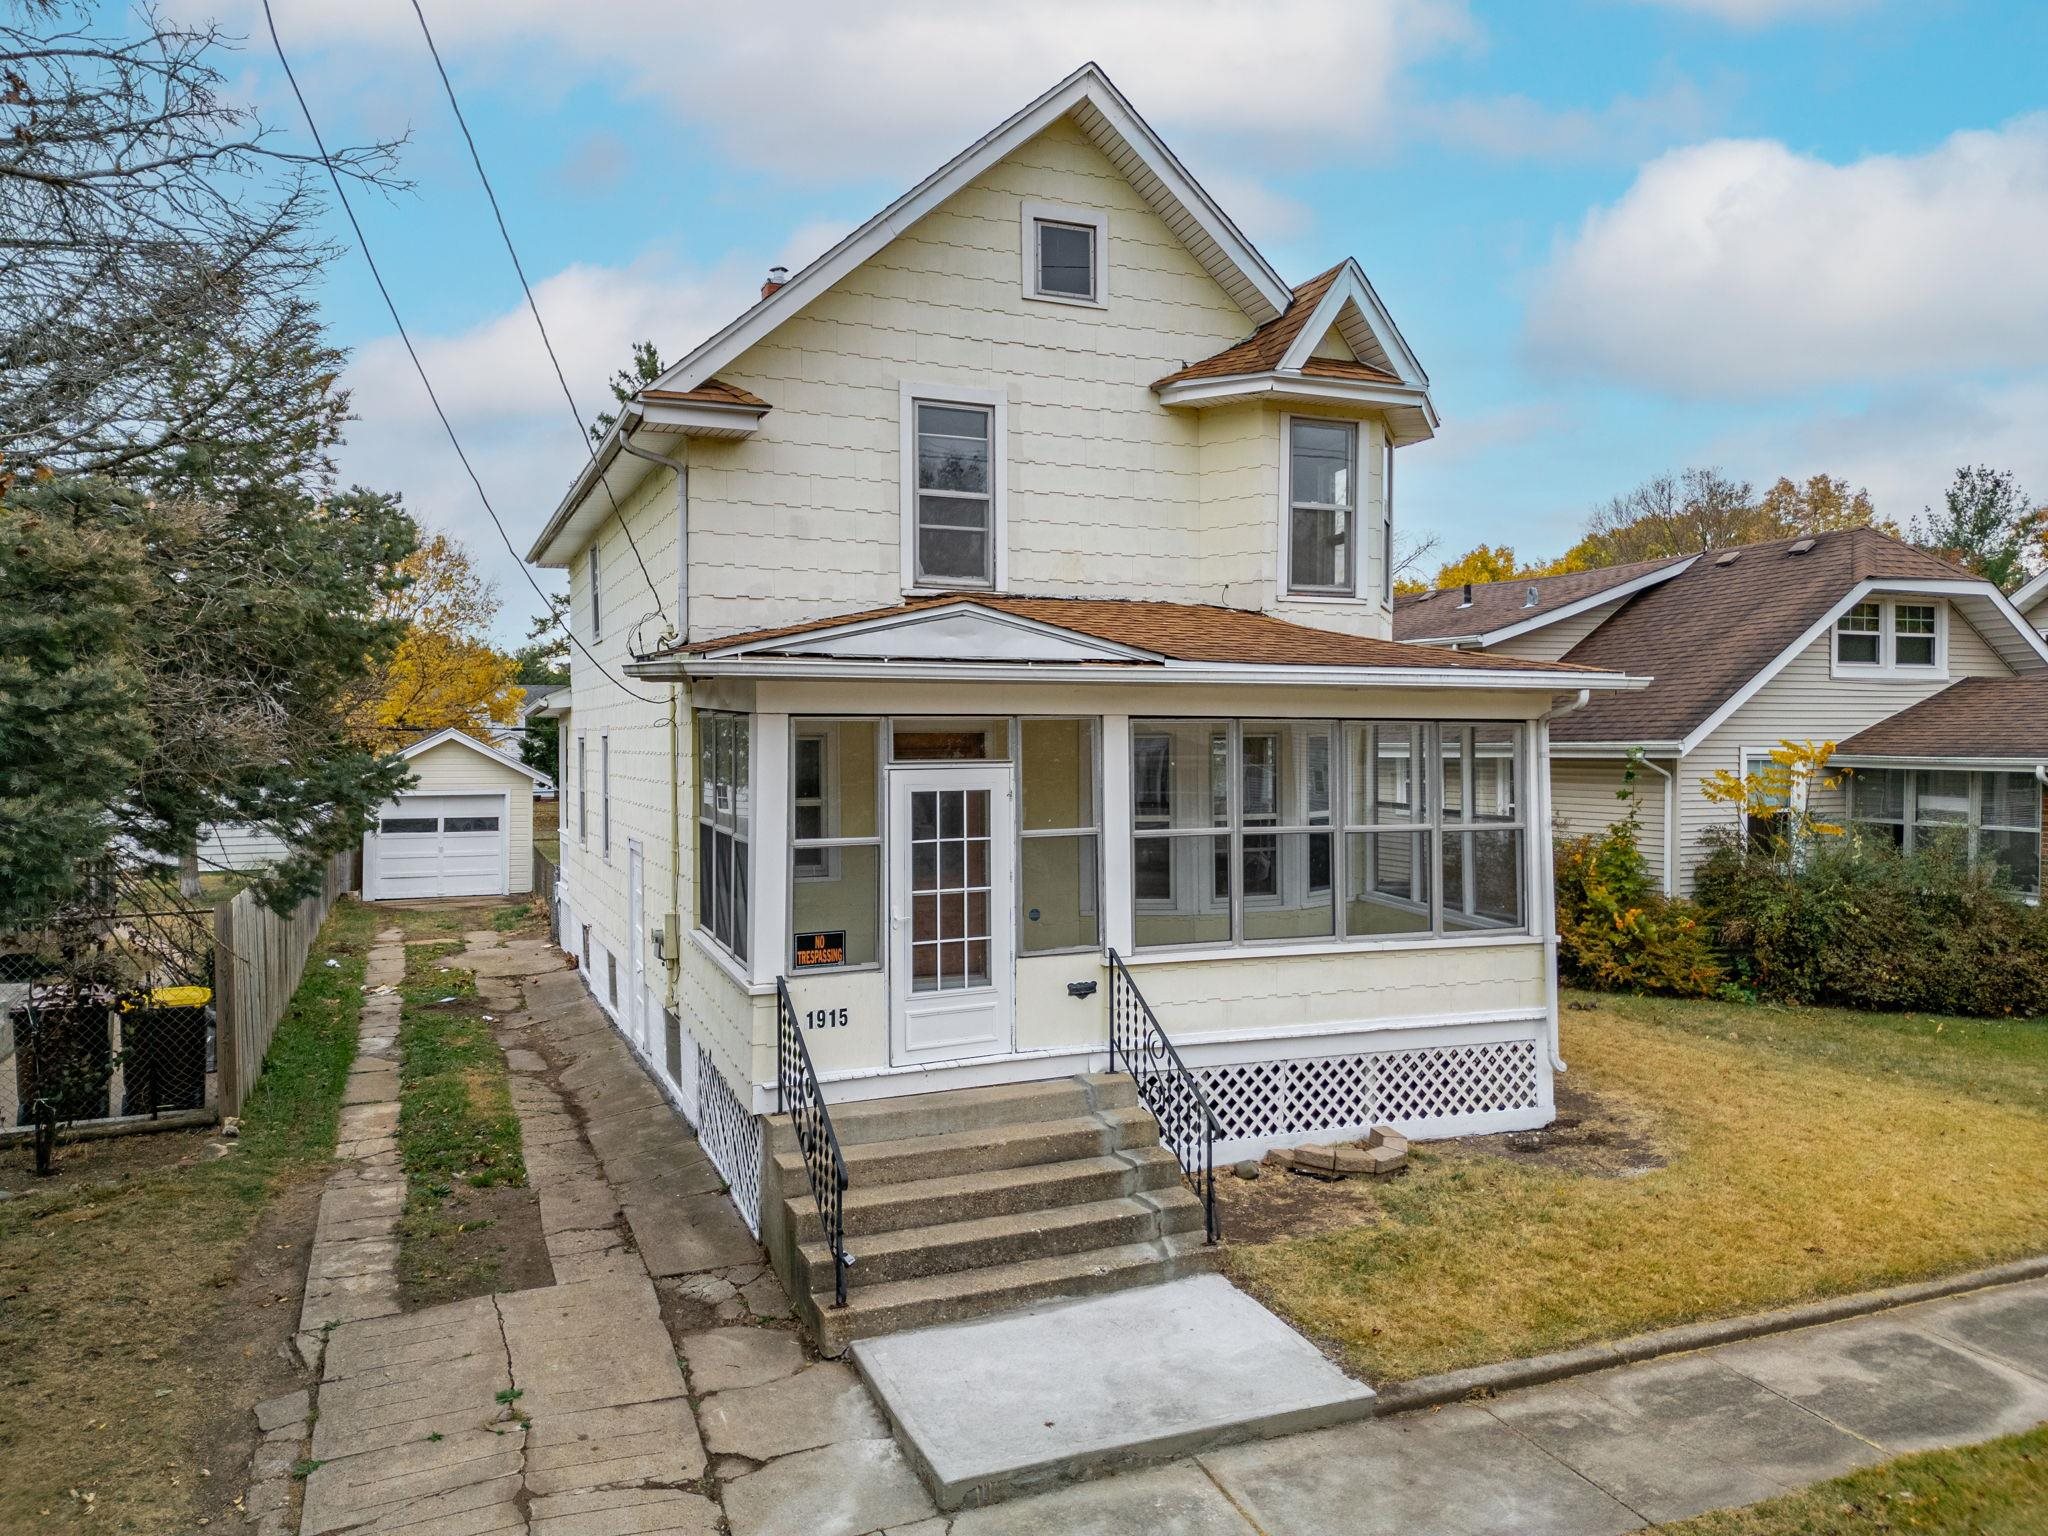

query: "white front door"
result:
(889, 766), (1014, 1064)
(627, 840), (646, 1048)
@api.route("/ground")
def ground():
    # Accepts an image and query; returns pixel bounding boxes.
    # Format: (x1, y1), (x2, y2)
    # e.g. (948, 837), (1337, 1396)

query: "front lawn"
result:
(1657, 1424), (2048, 1534)
(1226, 992), (2048, 1384)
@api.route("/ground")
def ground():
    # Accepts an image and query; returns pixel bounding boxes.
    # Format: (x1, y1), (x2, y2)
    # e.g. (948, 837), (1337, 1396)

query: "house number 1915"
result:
(804, 1007), (850, 1030)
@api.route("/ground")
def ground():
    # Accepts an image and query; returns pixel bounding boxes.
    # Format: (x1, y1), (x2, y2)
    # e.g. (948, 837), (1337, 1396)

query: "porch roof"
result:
(635, 593), (1643, 691)
(1835, 676), (2048, 764)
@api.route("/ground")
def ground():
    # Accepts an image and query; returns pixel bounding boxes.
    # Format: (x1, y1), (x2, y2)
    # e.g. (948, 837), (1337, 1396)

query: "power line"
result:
(408, 0), (673, 641)
(260, 1), (663, 707)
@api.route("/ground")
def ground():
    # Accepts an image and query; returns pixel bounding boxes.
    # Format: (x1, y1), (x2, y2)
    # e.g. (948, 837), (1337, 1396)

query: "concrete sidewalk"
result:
(946, 1276), (2048, 1534)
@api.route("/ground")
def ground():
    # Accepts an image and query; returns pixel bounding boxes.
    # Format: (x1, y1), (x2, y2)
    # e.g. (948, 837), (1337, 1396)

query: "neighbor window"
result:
(1381, 437), (1396, 605)
(1019, 718), (1100, 953)
(695, 710), (750, 963)
(1287, 419), (1358, 596)
(913, 399), (995, 588)
(1035, 219), (1095, 300)
(788, 720), (881, 971)
(587, 546), (602, 641)
(600, 734), (611, 857)
(576, 735), (588, 846)
(1850, 767), (2041, 898)
(1134, 719), (1526, 951)
(1835, 598), (1944, 673)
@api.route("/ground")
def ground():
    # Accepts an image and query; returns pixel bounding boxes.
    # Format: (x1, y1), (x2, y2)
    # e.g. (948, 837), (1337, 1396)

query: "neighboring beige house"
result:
(526, 64), (1641, 1342)
(1395, 529), (2048, 896)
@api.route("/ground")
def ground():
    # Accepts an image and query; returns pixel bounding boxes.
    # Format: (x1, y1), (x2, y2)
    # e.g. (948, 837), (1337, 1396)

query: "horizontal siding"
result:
(1550, 756), (1670, 892)
(1491, 597), (1631, 664)
(197, 822), (289, 873)
(1673, 608), (2016, 888)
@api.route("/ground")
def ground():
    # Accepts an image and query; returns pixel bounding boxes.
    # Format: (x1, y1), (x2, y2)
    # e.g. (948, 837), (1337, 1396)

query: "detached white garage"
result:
(364, 728), (545, 901)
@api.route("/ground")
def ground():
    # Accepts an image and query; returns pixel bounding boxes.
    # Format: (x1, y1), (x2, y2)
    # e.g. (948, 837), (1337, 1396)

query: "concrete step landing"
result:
(852, 1273), (1377, 1510)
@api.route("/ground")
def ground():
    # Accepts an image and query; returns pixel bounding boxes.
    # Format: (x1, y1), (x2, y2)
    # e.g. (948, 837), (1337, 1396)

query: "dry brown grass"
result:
(1227, 1004), (2048, 1384)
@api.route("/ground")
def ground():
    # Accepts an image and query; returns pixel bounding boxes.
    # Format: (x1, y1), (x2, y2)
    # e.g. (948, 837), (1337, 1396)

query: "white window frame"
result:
(1018, 200), (1107, 309)
(1831, 597), (1948, 679)
(1381, 436), (1396, 608)
(1278, 414), (1365, 603)
(587, 545), (602, 642)
(600, 732), (611, 860)
(899, 381), (1008, 594)
(576, 734), (588, 847)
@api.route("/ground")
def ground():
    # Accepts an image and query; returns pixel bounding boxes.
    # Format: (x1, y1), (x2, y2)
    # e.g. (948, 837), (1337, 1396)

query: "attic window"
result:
(1020, 201), (1107, 308)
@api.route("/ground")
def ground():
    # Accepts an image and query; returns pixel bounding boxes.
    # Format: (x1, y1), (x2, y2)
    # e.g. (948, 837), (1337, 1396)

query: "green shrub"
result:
(1555, 802), (1724, 999)
(1692, 829), (2048, 1016)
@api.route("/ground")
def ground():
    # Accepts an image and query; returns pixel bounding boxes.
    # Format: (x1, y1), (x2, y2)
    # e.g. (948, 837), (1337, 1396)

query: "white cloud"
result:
(1526, 117), (2048, 396)
(335, 253), (763, 645)
(1629, 0), (1865, 24)
(247, 0), (1476, 180)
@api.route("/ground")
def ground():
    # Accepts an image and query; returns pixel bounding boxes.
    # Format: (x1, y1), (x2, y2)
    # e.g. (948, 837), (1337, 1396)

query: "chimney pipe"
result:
(760, 265), (789, 300)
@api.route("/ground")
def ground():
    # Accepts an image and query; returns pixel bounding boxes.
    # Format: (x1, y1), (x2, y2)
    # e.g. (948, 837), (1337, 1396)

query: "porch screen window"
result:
(789, 720), (880, 969)
(914, 401), (994, 588)
(1850, 767), (2041, 898)
(1019, 718), (1100, 953)
(1287, 419), (1357, 595)
(695, 710), (750, 963)
(1133, 719), (1527, 950)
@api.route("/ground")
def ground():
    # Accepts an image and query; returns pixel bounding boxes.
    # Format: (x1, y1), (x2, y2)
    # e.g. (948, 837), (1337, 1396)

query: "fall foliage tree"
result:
(353, 534), (524, 744)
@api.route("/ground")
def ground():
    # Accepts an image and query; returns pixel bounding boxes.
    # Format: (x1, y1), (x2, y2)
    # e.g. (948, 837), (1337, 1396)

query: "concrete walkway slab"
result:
(948, 1460), (1256, 1534)
(852, 1273), (1377, 1509)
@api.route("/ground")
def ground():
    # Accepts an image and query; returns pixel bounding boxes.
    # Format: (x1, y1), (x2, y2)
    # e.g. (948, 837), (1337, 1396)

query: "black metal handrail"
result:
(775, 977), (853, 1306)
(1105, 949), (1220, 1244)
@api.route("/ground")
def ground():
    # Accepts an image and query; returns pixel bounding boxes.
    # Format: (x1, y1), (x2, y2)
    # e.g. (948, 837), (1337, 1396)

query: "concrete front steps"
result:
(760, 1075), (1219, 1354)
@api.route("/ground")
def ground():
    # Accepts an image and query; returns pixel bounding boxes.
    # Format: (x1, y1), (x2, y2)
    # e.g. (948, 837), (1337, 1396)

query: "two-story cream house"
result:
(526, 64), (1638, 1345)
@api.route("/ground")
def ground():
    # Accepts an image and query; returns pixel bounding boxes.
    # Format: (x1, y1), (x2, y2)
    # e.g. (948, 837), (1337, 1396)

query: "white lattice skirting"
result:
(696, 1044), (764, 1236)
(1197, 1033), (1547, 1163)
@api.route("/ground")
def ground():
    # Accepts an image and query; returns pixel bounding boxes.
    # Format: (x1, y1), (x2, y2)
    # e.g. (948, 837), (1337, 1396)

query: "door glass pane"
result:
(908, 787), (994, 993)
(1346, 832), (1431, 936)
(893, 719), (1008, 761)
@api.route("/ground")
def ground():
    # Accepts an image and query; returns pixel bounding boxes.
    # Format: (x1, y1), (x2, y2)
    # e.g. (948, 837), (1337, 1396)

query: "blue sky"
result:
(222, 1), (2048, 643)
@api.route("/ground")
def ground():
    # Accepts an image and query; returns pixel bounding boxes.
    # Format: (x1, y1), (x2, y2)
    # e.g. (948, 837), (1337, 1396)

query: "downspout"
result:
(1633, 757), (1679, 899)
(619, 424), (689, 1014)
(1537, 690), (1592, 1076)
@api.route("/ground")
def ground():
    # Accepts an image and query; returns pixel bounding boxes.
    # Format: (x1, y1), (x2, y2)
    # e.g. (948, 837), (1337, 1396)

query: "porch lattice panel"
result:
(1196, 1038), (1540, 1145)
(695, 1042), (763, 1235)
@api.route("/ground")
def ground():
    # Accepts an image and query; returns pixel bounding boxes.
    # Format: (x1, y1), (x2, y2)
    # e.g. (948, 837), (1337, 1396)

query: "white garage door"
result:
(369, 794), (507, 900)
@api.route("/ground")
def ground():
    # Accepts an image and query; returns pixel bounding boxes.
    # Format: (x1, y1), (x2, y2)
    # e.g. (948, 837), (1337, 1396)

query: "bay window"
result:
(1132, 718), (1527, 950)
(1849, 767), (2041, 898)
(695, 710), (750, 963)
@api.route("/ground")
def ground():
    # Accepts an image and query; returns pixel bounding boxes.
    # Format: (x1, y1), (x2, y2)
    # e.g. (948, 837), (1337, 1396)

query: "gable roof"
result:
(1153, 265), (1388, 386)
(1395, 555), (1693, 645)
(397, 727), (552, 784)
(653, 593), (1632, 685)
(1548, 527), (2035, 747)
(1835, 676), (2048, 763)
(2009, 567), (2048, 617)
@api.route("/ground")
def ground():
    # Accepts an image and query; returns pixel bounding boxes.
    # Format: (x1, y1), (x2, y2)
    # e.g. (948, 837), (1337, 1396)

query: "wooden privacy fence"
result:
(535, 847), (561, 946)
(213, 852), (352, 1114)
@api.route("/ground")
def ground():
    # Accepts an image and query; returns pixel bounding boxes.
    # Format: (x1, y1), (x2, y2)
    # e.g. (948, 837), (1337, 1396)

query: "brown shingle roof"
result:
(1395, 556), (1691, 643)
(1837, 677), (2048, 760)
(1553, 528), (1975, 744)
(670, 593), (1614, 675)
(1152, 267), (1400, 388)
(640, 377), (769, 409)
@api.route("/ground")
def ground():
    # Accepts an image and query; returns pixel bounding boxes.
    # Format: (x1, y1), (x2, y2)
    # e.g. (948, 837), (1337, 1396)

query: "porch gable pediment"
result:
(704, 603), (1162, 666)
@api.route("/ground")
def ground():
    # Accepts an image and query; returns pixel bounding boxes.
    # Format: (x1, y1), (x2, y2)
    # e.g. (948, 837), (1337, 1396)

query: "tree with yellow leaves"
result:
(350, 534), (523, 745)
(1700, 738), (1846, 866)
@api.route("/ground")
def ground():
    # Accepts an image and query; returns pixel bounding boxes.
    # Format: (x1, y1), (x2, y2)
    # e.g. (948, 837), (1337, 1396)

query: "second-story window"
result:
(1834, 598), (1944, 674)
(914, 400), (994, 588)
(587, 545), (602, 641)
(1035, 219), (1095, 300)
(1287, 418), (1357, 596)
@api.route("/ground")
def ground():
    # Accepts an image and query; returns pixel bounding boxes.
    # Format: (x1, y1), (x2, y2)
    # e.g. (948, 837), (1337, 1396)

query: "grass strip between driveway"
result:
(1228, 994), (2048, 1383)
(1654, 1423), (2048, 1534)
(0, 896), (375, 1534)
(394, 936), (528, 1304)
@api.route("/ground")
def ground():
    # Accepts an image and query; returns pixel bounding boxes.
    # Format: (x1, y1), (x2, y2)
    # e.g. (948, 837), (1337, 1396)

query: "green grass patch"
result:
(0, 896), (375, 1533)
(1657, 1424), (2048, 1533)
(394, 935), (527, 1301)
(1228, 999), (2048, 1383)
